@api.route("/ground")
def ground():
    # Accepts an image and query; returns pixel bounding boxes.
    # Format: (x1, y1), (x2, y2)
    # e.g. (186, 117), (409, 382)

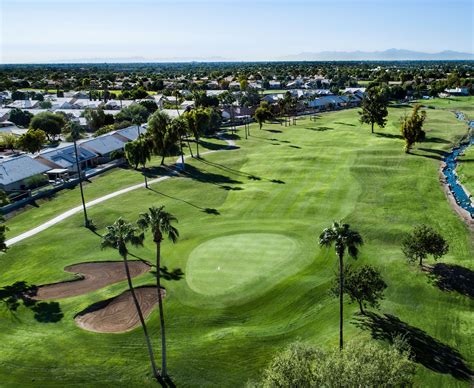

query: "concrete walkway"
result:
(6, 135), (237, 247)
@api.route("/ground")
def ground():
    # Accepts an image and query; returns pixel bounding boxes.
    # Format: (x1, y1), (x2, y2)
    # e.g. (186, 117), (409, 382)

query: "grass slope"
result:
(458, 145), (474, 196)
(1, 100), (473, 387)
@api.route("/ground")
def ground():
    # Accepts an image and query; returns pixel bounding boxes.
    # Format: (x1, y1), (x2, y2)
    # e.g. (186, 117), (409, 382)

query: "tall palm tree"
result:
(101, 218), (160, 380)
(137, 206), (178, 378)
(319, 221), (363, 350)
(69, 122), (90, 228)
(170, 117), (188, 170)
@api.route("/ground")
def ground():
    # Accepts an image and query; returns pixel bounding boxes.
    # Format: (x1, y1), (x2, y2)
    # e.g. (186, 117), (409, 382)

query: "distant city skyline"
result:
(1, 0), (473, 64)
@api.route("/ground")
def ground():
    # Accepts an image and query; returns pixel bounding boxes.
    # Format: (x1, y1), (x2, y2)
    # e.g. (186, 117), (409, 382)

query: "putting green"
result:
(186, 233), (301, 297)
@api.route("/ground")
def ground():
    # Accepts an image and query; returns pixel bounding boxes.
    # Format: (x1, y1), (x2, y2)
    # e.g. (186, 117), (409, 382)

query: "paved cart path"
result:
(6, 135), (237, 247)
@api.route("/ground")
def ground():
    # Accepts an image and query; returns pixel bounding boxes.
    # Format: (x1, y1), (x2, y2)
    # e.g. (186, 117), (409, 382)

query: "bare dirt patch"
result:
(35, 261), (151, 300)
(74, 286), (163, 333)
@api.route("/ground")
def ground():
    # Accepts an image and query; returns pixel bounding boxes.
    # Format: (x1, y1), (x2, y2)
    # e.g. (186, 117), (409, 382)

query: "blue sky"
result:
(1, 0), (473, 63)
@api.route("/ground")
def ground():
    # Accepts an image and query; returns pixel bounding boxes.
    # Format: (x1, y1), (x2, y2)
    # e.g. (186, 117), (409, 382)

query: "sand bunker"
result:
(75, 286), (163, 333)
(35, 261), (151, 300)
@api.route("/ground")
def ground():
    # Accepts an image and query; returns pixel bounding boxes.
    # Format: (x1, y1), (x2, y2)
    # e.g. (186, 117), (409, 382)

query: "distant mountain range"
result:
(25, 49), (474, 64)
(277, 49), (474, 61)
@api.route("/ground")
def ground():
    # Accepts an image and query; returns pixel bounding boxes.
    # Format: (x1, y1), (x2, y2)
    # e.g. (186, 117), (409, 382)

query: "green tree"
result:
(124, 136), (152, 188)
(101, 218), (159, 380)
(84, 108), (112, 132)
(17, 129), (47, 153)
(0, 190), (10, 207)
(139, 100), (159, 114)
(169, 117), (188, 168)
(137, 206), (179, 379)
(400, 104), (426, 153)
(9, 108), (33, 127)
(254, 102), (273, 130)
(0, 215), (7, 252)
(0, 133), (18, 151)
(402, 224), (449, 267)
(319, 221), (363, 350)
(29, 112), (66, 140)
(255, 339), (415, 387)
(184, 108), (210, 158)
(336, 265), (387, 314)
(116, 104), (150, 136)
(359, 87), (388, 133)
(38, 101), (52, 109)
(147, 110), (178, 165)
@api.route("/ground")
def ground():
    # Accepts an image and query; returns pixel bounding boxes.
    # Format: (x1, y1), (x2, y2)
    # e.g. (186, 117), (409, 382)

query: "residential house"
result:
(79, 134), (128, 163)
(111, 125), (147, 142)
(0, 154), (50, 192)
(0, 108), (11, 122)
(445, 87), (469, 96)
(5, 99), (40, 109)
(180, 100), (195, 110)
(269, 80), (281, 89)
(35, 144), (98, 173)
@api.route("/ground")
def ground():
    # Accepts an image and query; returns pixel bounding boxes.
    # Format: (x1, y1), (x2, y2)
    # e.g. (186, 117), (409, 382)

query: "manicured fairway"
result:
(1, 100), (473, 387)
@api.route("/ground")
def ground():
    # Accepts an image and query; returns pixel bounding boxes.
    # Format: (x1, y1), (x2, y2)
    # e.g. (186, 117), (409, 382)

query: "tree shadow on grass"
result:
(425, 137), (451, 144)
(305, 126), (334, 132)
(335, 122), (355, 126)
(354, 312), (472, 380)
(411, 148), (449, 161)
(31, 302), (63, 323)
(375, 132), (403, 140)
(289, 145), (302, 149)
(160, 375), (177, 388)
(151, 266), (184, 281)
(0, 281), (63, 323)
(147, 187), (220, 216)
(178, 164), (243, 192)
(144, 165), (173, 179)
(426, 263), (474, 298)
(198, 139), (230, 151)
(265, 129), (283, 133)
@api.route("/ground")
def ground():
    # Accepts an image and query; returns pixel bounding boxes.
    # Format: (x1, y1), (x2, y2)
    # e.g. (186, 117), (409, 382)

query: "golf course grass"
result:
(459, 146), (474, 196)
(1, 99), (473, 387)
(187, 233), (303, 300)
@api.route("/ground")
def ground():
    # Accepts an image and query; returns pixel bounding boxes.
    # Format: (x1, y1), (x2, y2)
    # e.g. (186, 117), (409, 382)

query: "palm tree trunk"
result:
(156, 239), (167, 377)
(186, 137), (194, 158)
(143, 167), (148, 188)
(371, 122), (374, 134)
(339, 253), (344, 350)
(161, 154), (165, 165)
(73, 139), (89, 228)
(358, 300), (364, 315)
(196, 136), (200, 158)
(123, 253), (160, 379)
(179, 138), (185, 170)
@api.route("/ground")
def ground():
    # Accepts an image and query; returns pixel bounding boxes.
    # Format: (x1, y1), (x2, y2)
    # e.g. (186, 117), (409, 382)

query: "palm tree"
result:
(319, 221), (363, 350)
(69, 122), (90, 228)
(124, 136), (152, 188)
(101, 218), (160, 380)
(170, 117), (188, 170)
(137, 206), (179, 379)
